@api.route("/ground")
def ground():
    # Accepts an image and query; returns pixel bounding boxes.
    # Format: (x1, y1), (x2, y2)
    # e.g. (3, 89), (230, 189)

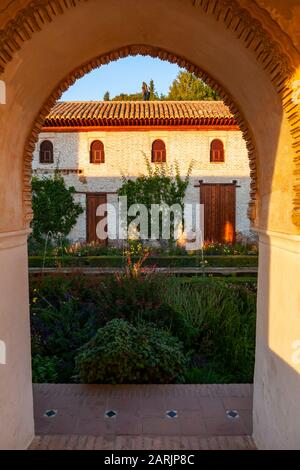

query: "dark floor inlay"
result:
(226, 410), (239, 419)
(105, 410), (117, 418)
(166, 410), (178, 419)
(44, 409), (57, 418)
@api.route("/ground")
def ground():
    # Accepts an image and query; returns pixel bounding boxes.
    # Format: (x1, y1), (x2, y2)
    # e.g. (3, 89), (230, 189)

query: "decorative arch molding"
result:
(0, 0), (295, 85)
(22, 43), (258, 226)
(0, 0), (300, 226)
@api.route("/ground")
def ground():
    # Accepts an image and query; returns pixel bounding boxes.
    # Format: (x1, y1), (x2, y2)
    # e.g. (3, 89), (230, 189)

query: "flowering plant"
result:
(122, 242), (153, 278)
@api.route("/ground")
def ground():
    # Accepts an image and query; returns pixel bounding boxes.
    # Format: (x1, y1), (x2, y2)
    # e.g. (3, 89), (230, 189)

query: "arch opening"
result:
(1, 0), (300, 451)
(23, 44), (259, 229)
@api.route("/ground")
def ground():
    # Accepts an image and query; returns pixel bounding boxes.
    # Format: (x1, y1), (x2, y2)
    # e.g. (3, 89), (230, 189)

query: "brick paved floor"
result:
(30, 434), (256, 450)
(30, 384), (255, 450)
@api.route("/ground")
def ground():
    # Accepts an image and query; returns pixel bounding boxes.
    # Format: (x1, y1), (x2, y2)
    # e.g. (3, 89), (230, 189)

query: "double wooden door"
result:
(200, 183), (236, 244)
(86, 193), (107, 244)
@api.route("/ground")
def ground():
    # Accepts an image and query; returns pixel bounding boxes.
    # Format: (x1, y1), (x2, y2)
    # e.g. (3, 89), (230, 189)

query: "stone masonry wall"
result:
(32, 129), (251, 242)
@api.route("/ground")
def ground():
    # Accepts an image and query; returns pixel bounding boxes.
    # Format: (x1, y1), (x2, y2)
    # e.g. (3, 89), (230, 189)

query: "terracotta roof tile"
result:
(44, 101), (236, 127)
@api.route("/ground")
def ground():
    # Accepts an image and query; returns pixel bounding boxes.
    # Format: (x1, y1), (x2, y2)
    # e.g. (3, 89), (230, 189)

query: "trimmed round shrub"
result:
(75, 319), (187, 384)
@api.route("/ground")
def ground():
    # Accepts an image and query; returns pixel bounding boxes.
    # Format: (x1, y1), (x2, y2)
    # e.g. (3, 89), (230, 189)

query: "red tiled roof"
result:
(44, 101), (236, 127)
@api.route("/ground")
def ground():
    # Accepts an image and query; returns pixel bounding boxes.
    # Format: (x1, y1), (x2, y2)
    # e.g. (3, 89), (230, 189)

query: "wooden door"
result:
(86, 193), (107, 244)
(200, 183), (236, 244)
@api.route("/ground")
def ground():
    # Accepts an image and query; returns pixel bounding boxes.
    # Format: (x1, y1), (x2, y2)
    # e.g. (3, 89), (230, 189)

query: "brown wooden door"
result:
(200, 183), (236, 244)
(86, 193), (107, 244)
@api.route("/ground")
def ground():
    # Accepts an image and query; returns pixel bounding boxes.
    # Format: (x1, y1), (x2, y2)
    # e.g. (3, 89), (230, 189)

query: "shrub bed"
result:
(29, 255), (258, 268)
(30, 274), (256, 384)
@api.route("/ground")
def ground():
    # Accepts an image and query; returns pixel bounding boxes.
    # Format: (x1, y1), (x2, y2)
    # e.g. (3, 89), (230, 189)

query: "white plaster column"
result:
(0, 229), (34, 449)
(253, 230), (300, 449)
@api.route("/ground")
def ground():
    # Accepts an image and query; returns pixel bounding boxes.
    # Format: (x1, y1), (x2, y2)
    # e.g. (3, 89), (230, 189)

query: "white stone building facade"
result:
(32, 101), (251, 245)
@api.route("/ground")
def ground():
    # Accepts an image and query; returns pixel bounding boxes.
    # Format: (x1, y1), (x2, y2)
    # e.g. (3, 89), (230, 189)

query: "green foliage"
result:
(111, 80), (160, 101)
(184, 366), (233, 384)
(98, 274), (195, 346)
(30, 276), (103, 382)
(110, 73), (217, 101)
(163, 278), (256, 382)
(118, 160), (193, 241)
(103, 90), (110, 101)
(167, 71), (219, 101)
(149, 79), (159, 100)
(112, 92), (143, 101)
(28, 238), (258, 258)
(183, 276), (257, 293)
(28, 254), (258, 268)
(32, 355), (62, 383)
(30, 274), (256, 384)
(31, 173), (83, 242)
(202, 242), (258, 256)
(75, 319), (187, 384)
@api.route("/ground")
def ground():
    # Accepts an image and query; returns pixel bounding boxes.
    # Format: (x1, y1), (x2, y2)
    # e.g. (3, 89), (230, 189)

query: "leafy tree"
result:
(112, 92), (143, 101)
(167, 71), (219, 101)
(118, 159), (193, 242)
(110, 73), (218, 101)
(149, 79), (159, 100)
(31, 172), (84, 242)
(103, 90), (110, 101)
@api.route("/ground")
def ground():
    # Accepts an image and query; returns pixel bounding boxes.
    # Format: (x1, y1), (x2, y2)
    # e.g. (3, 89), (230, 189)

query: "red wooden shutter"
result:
(210, 139), (225, 163)
(40, 140), (54, 163)
(152, 139), (166, 163)
(90, 140), (105, 164)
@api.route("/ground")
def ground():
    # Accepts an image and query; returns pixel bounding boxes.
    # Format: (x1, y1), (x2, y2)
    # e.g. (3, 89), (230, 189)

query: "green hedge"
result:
(29, 255), (258, 268)
(180, 276), (257, 285)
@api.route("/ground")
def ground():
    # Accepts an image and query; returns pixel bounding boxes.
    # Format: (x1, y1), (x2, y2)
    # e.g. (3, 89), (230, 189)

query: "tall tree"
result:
(103, 91), (110, 101)
(110, 73), (219, 102)
(167, 71), (219, 101)
(149, 79), (159, 100)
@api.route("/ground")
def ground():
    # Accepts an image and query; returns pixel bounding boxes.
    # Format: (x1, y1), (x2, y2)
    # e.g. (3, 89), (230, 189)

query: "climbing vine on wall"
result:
(118, 159), (193, 242)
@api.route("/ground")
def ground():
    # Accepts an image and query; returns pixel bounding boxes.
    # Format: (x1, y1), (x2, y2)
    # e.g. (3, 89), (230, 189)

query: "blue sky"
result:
(61, 56), (183, 101)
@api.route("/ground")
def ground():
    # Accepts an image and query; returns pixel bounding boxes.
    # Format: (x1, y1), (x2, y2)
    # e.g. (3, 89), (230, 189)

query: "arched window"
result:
(210, 139), (225, 163)
(90, 140), (105, 164)
(39, 140), (54, 164)
(151, 139), (166, 163)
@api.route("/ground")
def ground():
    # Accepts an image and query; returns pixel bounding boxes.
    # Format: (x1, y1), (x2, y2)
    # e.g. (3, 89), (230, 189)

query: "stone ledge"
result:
(0, 228), (31, 250)
(255, 228), (300, 254)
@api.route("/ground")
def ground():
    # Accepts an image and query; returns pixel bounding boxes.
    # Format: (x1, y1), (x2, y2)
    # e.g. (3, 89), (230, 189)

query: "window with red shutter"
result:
(90, 140), (105, 164)
(40, 140), (54, 164)
(210, 139), (225, 163)
(151, 139), (166, 163)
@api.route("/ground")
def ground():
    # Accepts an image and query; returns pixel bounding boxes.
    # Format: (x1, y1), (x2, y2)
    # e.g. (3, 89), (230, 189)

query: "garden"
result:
(29, 165), (258, 271)
(30, 169), (257, 386)
(30, 265), (257, 385)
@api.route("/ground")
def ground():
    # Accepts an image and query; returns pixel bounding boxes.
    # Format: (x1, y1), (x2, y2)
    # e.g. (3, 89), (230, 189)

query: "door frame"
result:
(86, 192), (108, 244)
(197, 180), (239, 244)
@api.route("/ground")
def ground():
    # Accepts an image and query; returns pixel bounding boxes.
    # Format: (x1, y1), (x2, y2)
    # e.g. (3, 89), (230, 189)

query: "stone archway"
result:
(0, 0), (300, 450)
(1, 0), (300, 231)
(22, 43), (259, 227)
